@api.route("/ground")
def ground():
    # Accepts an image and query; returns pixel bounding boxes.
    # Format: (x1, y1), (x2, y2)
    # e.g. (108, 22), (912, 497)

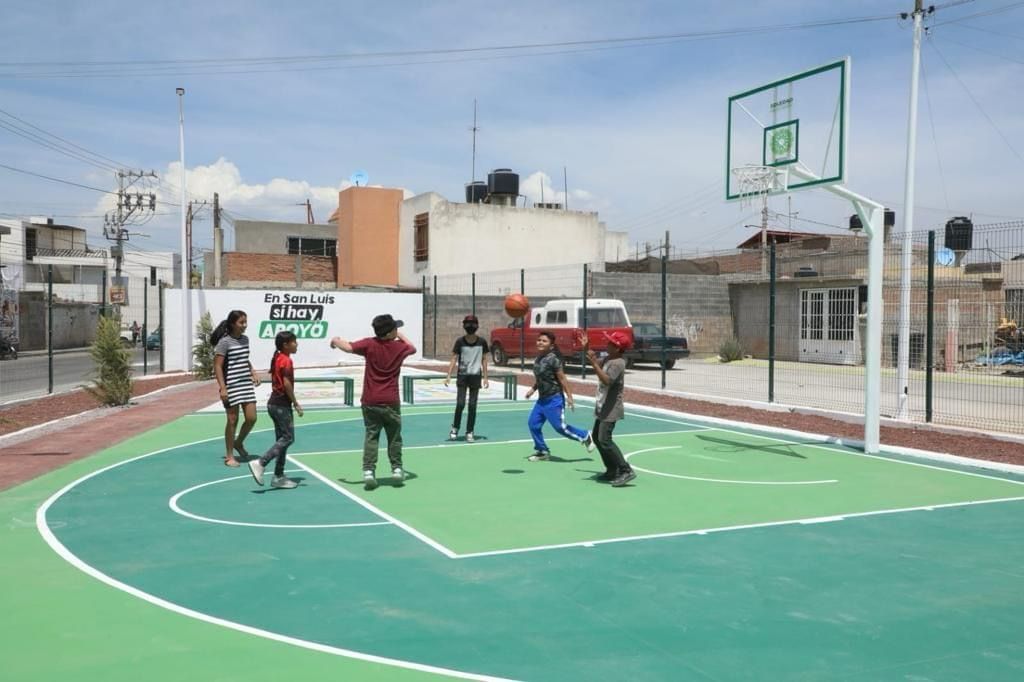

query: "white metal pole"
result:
(177, 87), (190, 372)
(853, 201), (884, 454)
(896, 3), (924, 419)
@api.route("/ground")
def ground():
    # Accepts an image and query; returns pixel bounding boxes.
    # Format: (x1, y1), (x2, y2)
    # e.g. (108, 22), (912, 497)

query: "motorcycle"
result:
(0, 334), (18, 360)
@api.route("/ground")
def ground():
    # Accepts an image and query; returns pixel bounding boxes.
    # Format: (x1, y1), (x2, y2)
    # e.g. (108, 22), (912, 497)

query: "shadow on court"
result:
(696, 434), (809, 459)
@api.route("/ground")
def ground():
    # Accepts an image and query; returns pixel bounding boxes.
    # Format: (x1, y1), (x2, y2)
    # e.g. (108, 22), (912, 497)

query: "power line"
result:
(0, 162), (116, 194)
(919, 52), (951, 212)
(933, 0), (1024, 26)
(0, 13), (896, 79)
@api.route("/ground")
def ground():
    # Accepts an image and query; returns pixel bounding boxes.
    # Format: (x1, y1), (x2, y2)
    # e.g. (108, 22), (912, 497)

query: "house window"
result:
(827, 288), (855, 341)
(25, 228), (37, 261)
(287, 237), (336, 256)
(414, 213), (429, 262)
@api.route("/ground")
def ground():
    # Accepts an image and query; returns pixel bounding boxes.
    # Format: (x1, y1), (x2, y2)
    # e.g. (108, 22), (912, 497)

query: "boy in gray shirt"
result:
(585, 331), (636, 487)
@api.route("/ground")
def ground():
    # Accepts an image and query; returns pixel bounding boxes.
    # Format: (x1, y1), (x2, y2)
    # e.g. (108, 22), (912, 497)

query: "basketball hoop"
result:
(730, 165), (788, 210)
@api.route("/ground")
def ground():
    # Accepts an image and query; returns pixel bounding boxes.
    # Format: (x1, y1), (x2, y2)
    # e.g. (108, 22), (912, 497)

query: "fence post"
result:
(769, 242), (776, 403)
(661, 250), (667, 390)
(581, 264), (588, 378)
(471, 272), (476, 317)
(421, 275), (426, 359)
(101, 268), (107, 318)
(143, 277), (148, 376)
(47, 264), (53, 394)
(519, 268), (525, 372)
(926, 231), (935, 422)
(159, 283), (165, 373)
(432, 275), (438, 360)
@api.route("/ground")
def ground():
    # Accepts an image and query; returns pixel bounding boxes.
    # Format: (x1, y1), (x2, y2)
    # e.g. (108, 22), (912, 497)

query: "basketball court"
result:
(5, 381), (1024, 681)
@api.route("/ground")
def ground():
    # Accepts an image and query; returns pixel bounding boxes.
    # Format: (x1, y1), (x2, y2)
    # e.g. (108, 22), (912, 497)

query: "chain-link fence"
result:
(420, 220), (1024, 436)
(0, 267), (164, 404)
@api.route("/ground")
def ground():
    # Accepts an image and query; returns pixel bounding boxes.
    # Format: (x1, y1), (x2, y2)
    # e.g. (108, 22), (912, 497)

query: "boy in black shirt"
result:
(444, 314), (490, 442)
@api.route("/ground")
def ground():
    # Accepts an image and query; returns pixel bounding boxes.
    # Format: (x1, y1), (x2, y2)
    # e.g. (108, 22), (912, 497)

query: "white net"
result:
(730, 165), (787, 210)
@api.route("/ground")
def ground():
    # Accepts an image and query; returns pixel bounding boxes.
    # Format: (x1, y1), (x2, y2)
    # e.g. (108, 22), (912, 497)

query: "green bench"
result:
(292, 375), (355, 406)
(401, 373), (520, 405)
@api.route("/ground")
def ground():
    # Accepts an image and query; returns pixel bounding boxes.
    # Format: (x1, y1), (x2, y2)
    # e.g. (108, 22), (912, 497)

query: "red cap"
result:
(604, 331), (632, 350)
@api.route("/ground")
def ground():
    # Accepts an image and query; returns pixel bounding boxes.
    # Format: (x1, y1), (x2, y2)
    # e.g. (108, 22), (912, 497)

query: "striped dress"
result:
(215, 334), (257, 406)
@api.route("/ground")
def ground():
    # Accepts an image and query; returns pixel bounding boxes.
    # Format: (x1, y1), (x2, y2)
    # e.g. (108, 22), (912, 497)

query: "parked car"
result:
(146, 328), (161, 351)
(623, 322), (689, 369)
(489, 298), (633, 365)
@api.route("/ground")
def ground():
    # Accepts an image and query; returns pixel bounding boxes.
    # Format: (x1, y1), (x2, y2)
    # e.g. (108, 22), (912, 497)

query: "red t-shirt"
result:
(351, 337), (415, 405)
(268, 352), (294, 407)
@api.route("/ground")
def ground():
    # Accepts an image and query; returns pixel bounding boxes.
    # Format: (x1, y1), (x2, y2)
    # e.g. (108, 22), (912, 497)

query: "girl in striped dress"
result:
(213, 310), (260, 467)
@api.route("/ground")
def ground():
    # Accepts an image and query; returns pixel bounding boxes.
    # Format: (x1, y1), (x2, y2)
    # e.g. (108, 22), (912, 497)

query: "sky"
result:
(2, 0), (1024, 264)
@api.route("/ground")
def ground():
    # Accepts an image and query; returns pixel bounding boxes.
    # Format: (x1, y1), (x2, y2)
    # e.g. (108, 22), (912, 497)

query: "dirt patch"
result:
(0, 374), (197, 437)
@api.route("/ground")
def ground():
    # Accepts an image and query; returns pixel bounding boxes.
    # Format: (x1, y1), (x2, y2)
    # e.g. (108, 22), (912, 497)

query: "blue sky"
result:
(2, 0), (1024, 260)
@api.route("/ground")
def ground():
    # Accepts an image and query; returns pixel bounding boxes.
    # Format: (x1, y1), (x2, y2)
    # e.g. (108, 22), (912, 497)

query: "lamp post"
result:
(177, 87), (190, 372)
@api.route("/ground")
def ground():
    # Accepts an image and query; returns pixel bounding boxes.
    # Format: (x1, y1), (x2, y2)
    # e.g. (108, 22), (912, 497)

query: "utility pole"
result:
(896, 0), (933, 420)
(470, 99), (480, 183)
(104, 169), (156, 304)
(213, 192), (223, 287)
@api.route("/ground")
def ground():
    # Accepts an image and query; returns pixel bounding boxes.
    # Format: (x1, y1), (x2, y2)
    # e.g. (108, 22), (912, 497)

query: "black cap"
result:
(372, 314), (404, 337)
(462, 314), (479, 324)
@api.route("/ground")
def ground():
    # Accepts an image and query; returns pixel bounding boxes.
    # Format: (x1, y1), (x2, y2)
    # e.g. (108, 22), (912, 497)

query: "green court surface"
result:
(4, 401), (1024, 681)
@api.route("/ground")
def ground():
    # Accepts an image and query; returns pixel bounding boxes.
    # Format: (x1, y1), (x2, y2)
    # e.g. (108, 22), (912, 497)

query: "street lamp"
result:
(176, 87), (190, 372)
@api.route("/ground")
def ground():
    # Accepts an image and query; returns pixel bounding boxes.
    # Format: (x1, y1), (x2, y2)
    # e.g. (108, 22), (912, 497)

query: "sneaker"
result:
(611, 470), (637, 487)
(247, 459), (265, 486)
(449, 428), (458, 441)
(466, 431), (475, 443)
(527, 451), (550, 462)
(582, 432), (595, 453)
(392, 467), (405, 485)
(271, 476), (298, 489)
(363, 470), (378, 490)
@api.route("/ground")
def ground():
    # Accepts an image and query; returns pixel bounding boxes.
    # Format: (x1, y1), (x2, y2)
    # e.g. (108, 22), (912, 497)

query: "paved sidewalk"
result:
(1, 381), (212, 492)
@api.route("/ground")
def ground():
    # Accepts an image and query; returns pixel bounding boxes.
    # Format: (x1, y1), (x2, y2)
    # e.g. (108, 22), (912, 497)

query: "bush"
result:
(87, 316), (133, 406)
(192, 312), (215, 380)
(718, 337), (745, 363)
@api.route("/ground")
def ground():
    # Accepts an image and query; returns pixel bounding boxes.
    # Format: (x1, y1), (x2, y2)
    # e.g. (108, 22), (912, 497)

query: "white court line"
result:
(288, 458), (460, 559)
(36, 438), (519, 681)
(168, 471), (393, 530)
(452, 495), (1024, 560)
(624, 446), (838, 485)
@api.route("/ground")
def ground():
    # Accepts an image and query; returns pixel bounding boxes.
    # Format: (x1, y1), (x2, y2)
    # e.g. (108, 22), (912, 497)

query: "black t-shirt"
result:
(452, 336), (489, 376)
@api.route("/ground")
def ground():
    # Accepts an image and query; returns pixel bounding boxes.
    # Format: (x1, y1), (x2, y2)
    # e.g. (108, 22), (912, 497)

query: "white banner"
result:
(163, 288), (423, 371)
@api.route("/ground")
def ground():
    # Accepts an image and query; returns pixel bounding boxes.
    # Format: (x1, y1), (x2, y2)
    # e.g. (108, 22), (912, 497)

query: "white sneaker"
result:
(466, 432), (475, 443)
(271, 476), (298, 489)
(449, 428), (458, 441)
(583, 432), (595, 453)
(392, 467), (405, 484)
(363, 470), (378, 490)
(248, 459), (265, 486)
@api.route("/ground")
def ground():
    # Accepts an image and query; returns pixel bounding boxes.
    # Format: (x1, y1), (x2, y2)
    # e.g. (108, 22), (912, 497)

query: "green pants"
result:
(362, 404), (403, 471)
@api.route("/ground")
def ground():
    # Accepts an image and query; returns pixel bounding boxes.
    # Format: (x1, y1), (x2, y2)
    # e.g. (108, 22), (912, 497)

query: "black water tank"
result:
(465, 181), (487, 204)
(849, 209), (895, 232)
(945, 216), (973, 252)
(487, 168), (519, 196)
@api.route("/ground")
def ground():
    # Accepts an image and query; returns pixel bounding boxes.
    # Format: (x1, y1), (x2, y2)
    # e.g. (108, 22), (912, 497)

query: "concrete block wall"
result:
(218, 253), (336, 288)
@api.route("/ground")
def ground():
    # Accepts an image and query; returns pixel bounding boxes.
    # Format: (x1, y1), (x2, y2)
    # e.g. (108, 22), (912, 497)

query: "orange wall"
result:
(337, 186), (403, 287)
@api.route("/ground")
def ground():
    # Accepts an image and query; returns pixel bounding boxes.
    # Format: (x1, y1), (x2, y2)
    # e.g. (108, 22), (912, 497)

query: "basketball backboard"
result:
(726, 58), (849, 201)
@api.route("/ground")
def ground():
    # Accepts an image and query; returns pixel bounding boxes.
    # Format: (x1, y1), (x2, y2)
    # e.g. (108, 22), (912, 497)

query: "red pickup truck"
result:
(489, 298), (633, 365)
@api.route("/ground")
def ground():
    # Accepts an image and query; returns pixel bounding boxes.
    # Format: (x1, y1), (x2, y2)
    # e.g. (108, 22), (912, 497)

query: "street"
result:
(0, 347), (158, 404)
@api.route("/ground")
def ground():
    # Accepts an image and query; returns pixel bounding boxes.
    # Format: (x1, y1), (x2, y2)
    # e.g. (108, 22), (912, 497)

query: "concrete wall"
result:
(338, 186), (404, 287)
(17, 291), (99, 350)
(398, 196), (608, 286)
(604, 229), (630, 263)
(233, 220), (336, 254)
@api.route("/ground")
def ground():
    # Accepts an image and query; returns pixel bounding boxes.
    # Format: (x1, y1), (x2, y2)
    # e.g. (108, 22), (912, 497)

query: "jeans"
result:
(362, 404), (403, 471)
(452, 374), (482, 431)
(592, 419), (630, 475)
(259, 403), (294, 477)
(528, 393), (588, 453)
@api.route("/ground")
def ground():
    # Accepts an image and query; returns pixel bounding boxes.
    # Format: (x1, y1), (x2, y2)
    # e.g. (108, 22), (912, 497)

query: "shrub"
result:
(192, 312), (215, 380)
(86, 316), (133, 406)
(718, 337), (745, 363)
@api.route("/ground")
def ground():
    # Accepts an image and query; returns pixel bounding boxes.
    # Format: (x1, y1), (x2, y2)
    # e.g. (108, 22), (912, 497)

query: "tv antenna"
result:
(350, 170), (369, 187)
(470, 99), (480, 183)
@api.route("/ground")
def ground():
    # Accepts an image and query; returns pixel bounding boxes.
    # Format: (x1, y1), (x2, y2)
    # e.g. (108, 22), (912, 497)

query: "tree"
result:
(192, 312), (215, 379)
(87, 316), (133, 405)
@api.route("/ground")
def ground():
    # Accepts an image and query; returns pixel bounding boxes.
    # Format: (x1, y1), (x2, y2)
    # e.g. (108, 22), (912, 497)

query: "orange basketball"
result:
(504, 293), (530, 318)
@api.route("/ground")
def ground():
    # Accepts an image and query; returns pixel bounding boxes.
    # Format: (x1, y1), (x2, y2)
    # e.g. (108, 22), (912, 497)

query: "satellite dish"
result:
(350, 170), (369, 187)
(935, 247), (956, 267)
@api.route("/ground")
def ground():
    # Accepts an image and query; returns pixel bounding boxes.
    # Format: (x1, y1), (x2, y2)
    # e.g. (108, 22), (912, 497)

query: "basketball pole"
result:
(791, 165), (884, 453)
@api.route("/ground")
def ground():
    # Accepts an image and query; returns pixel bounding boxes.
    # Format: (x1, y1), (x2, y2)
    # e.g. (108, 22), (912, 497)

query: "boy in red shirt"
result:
(331, 314), (416, 490)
